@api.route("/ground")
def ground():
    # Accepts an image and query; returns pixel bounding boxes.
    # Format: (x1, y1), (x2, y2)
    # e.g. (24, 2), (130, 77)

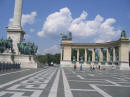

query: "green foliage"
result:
(37, 53), (60, 65)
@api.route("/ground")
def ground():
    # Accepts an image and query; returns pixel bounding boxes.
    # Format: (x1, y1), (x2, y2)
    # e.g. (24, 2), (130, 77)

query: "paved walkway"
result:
(0, 67), (130, 97)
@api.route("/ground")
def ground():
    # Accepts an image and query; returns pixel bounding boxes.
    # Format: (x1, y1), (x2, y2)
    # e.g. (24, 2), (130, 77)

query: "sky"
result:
(0, 0), (130, 54)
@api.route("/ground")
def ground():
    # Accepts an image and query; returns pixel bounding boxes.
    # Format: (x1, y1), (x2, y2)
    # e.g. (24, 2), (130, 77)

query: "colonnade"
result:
(61, 47), (119, 65)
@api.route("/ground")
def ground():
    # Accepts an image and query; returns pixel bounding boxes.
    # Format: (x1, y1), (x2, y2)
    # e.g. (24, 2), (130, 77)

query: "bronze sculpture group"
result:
(0, 36), (38, 55)
(18, 41), (38, 55)
(0, 37), (13, 53)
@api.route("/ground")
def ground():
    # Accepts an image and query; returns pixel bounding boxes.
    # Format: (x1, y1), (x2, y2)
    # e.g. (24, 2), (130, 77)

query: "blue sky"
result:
(0, 0), (130, 54)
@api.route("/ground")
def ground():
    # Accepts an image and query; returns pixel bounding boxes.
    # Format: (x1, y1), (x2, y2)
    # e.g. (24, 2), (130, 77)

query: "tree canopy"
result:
(37, 53), (60, 65)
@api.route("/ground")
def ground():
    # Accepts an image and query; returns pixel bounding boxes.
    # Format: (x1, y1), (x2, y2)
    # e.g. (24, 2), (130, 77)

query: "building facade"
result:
(60, 32), (130, 70)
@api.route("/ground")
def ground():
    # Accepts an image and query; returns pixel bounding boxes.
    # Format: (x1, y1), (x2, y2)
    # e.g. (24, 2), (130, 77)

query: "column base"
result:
(60, 60), (73, 67)
(14, 55), (38, 68)
(119, 62), (130, 70)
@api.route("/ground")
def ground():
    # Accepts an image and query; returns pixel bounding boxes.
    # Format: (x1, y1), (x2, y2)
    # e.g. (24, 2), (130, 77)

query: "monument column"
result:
(7, 0), (25, 54)
(12, 0), (23, 29)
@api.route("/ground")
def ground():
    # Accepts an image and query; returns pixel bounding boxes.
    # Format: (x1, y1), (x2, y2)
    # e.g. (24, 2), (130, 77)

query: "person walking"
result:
(98, 65), (101, 71)
(89, 65), (93, 72)
(74, 64), (77, 70)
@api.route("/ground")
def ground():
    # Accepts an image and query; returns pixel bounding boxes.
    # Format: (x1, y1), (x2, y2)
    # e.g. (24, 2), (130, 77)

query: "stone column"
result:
(92, 49), (95, 62)
(85, 48), (87, 62)
(12, 0), (23, 29)
(99, 48), (103, 62)
(113, 47), (116, 62)
(63, 47), (71, 61)
(77, 48), (79, 62)
(119, 40), (130, 70)
(60, 48), (63, 61)
(107, 48), (110, 62)
(7, 0), (25, 54)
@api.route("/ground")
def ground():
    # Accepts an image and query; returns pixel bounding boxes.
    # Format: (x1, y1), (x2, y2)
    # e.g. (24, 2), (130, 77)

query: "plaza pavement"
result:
(0, 66), (130, 97)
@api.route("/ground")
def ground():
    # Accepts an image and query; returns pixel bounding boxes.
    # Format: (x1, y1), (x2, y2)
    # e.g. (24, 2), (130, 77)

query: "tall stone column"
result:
(113, 47), (116, 62)
(107, 48), (110, 62)
(7, 0), (25, 54)
(92, 49), (95, 63)
(99, 48), (103, 62)
(77, 48), (79, 62)
(85, 48), (87, 62)
(12, 0), (23, 29)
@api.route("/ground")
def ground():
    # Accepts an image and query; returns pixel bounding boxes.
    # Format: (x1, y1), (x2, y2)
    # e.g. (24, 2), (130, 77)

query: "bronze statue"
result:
(17, 41), (38, 55)
(61, 32), (72, 40)
(121, 30), (126, 37)
(0, 37), (13, 53)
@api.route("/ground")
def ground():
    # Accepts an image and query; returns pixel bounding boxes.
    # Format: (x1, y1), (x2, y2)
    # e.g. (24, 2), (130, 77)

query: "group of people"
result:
(73, 64), (106, 72)
(89, 65), (104, 72)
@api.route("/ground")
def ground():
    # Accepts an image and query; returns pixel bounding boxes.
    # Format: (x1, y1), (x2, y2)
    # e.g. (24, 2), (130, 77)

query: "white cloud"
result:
(37, 7), (121, 42)
(9, 11), (37, 27)
(42, 45), (60, 54)
(37, 8), (72, 37)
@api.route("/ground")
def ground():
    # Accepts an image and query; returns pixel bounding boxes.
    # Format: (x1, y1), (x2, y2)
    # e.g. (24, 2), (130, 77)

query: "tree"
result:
(37, 53), (60, 65)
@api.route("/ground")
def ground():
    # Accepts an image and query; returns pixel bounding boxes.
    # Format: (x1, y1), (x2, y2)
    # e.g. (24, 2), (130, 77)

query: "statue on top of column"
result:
(120, 30), (129, 40)
(121, 30), (127, 38)
(60, 32), (72, 40)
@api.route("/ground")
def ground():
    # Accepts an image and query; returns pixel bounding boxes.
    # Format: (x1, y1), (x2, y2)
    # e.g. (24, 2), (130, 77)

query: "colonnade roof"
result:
(61, 39), (130, 48)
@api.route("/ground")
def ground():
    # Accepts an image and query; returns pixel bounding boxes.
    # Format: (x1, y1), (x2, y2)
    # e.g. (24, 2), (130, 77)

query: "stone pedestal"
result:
(14, 55), (38, 68)
(119, 62), (130, 70)
(0, 54), (13, 63)
(0, 54), (38, 68)
(6, 28), (25, 54)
